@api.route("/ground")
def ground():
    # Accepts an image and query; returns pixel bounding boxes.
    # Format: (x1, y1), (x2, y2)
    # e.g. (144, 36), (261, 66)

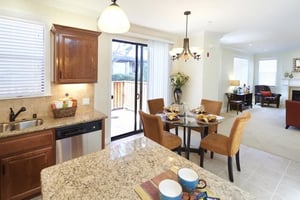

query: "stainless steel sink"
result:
(13, 119), (43, 130)
(0, 123), (11, 133)
(0, 119), (43, 133)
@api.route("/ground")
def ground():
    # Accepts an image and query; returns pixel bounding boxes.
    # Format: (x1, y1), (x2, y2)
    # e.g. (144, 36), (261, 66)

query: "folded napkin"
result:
(134, 166), (219, 200)
(135, 168), (177, 200)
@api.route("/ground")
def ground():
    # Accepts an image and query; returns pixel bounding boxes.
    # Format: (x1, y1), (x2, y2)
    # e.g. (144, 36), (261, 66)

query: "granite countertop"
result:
(41, 136), (254, 200)
(0, 110), (107, 139)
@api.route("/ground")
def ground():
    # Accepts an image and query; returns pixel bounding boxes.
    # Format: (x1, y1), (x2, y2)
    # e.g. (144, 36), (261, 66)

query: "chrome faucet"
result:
(9, 107), (26, 122)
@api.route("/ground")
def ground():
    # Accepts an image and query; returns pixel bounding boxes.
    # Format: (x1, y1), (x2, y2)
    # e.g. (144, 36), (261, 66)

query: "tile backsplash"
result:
(0, 83), (94, 122)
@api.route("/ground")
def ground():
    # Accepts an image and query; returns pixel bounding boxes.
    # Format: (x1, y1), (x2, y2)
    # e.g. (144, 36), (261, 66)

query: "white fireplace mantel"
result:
(281, 78), (300, 99)
(282, 78), (300, 87)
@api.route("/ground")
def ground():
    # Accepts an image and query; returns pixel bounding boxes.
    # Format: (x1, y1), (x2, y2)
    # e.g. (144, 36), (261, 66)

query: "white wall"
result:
(202, 32), (223, 101)
(170, 33), (205, 109)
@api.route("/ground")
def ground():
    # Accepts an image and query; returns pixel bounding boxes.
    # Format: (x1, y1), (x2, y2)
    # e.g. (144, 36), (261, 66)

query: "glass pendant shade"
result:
(98, 1), (130, 34)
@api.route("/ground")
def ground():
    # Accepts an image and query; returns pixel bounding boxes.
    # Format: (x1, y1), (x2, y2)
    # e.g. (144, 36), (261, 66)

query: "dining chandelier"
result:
(169, 11), (202, 62)
(98, 0), (130, 34)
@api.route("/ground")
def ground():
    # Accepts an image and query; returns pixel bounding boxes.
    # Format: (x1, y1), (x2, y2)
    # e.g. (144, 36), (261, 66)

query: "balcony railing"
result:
(112, 81), (148, 111)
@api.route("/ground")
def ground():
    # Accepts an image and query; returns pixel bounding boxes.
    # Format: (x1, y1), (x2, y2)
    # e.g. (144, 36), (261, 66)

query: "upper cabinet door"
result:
(51, 24), (101, 84)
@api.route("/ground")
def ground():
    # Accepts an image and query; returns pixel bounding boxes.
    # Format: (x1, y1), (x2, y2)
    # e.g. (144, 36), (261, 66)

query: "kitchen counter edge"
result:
(0, 110), (107, 139)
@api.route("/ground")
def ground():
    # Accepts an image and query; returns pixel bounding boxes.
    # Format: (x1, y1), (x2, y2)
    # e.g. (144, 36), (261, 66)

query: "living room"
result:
(1, 0), (300, 199)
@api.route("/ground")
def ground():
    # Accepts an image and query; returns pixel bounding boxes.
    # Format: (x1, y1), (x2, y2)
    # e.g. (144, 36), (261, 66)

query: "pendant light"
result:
(169, 11), (202, 62)
(98, 0), (130, 34)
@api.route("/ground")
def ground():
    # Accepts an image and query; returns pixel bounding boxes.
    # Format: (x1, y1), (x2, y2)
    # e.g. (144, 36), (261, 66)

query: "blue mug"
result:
(159, 179), (182, 200)
(178, 168), (207, 193)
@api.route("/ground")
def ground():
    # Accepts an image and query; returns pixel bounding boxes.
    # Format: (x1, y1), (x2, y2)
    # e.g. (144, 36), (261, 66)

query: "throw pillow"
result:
(260, 91), (272, 97)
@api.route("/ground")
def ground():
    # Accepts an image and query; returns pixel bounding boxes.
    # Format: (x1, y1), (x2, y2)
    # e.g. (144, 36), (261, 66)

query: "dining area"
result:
(145, 98), (224, 159)
(143, 98), (251, 182)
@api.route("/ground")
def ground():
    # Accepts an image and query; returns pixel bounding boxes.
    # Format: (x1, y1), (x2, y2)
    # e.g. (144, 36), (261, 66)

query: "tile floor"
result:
(113, 133), (300, 200)
(188, 144), (300, 200)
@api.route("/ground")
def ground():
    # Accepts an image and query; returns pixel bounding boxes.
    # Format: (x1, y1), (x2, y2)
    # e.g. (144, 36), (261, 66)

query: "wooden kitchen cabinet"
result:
(51, 24), (101, 83)
(0, 129), (55, 200)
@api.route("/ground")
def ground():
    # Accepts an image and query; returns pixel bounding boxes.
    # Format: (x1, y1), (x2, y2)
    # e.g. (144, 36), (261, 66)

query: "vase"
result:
(173, 88), (182, 104)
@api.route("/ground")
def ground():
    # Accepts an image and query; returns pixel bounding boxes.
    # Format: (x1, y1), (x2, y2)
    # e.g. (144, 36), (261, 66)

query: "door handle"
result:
(136, 93), (140, 100)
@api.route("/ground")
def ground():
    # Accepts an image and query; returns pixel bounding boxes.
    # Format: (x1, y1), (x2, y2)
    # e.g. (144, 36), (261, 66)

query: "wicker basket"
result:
(52, 106), (77, 118)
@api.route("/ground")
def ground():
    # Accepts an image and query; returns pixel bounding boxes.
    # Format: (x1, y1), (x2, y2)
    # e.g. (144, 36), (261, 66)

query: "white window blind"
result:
(258, 59), (277, 86)
(233, 57), (249, 86)
(0, 16), (45, 99)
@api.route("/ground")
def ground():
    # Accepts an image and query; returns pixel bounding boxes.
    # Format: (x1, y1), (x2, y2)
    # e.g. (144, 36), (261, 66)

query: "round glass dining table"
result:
(158, 113), (224, 159)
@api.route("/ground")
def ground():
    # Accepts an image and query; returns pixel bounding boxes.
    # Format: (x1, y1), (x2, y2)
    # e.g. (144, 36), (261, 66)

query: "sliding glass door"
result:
(111, 40), (148, 140)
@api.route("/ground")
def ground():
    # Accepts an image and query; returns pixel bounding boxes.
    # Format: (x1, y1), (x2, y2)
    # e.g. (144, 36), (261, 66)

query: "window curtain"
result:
(147, 40), (172, 104)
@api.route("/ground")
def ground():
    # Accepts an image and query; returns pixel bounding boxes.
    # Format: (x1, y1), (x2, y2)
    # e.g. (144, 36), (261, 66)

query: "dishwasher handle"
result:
(55, 126), (85, 140)
(55, 120), (102, 140)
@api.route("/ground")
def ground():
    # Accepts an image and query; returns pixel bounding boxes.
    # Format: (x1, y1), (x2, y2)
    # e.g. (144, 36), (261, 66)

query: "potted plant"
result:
(170, 72), (189, 104)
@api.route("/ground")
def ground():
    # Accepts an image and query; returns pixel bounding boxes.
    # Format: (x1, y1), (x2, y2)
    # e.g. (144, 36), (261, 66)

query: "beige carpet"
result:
(217, 105), (300, 162)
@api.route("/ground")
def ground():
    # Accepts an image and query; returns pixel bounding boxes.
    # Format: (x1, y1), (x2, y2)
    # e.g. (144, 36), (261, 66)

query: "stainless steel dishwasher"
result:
(55, 120), (102, 163)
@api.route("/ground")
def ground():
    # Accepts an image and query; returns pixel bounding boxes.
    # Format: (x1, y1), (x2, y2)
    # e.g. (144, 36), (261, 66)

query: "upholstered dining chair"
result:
(147, 98), (178, 134)
(199, 111), (251, 182)
(191, 99), (223, 138)
(147, 98), (165, 114)
(139, 110), (182, 154)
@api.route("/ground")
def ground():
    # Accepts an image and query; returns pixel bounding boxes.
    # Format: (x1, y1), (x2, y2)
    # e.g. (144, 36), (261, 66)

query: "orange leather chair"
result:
(191, 99), (223, 138)
(199, 111), (251, 182)
(147, 98), (177, 133)
(147, 98), (165, 115)
(285, 100), (300, 129)
(139, 110), (182, 154)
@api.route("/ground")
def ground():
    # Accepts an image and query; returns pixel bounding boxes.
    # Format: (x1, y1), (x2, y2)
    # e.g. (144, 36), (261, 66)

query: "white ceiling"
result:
(39, 0), (300, 54)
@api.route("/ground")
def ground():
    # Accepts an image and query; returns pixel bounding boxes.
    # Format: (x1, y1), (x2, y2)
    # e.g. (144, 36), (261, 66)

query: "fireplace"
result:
(289, 86), (300, 100)
(292, 90), (300, 101)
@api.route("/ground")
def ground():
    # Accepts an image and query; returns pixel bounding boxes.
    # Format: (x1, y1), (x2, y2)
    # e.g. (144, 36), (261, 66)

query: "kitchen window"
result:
(0, 16), (46, 99)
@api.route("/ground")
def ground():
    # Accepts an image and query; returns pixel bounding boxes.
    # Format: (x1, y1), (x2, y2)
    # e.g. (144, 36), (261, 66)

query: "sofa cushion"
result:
(260, 91), (272, 97)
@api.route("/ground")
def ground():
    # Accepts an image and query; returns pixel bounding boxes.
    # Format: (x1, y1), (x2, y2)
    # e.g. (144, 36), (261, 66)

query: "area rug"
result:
(218, 105), (300, 162)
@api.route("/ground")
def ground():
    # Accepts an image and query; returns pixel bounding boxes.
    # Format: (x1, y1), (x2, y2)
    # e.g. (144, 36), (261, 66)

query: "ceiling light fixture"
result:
(98, 0), (130, 34)
(169, 11), (202, 62)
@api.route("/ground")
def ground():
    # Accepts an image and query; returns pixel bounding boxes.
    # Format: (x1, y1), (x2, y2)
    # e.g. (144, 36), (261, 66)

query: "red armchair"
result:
(285, 100), (300, 129)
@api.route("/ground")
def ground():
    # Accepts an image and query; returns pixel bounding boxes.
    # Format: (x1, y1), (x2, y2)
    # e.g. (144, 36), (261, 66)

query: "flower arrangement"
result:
(170, 72), (189, 89)
(284, 72), (294, 78)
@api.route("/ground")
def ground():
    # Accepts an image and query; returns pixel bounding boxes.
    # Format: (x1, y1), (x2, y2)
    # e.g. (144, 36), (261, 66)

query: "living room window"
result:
(0, 16), (46, 99)
(258, 59), (277, 86)
(233, 57), (249, 86)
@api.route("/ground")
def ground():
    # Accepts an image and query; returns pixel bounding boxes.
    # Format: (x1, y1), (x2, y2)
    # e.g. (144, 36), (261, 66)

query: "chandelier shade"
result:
(98, 0), (130, 34)
(170, 11), (203, 62)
